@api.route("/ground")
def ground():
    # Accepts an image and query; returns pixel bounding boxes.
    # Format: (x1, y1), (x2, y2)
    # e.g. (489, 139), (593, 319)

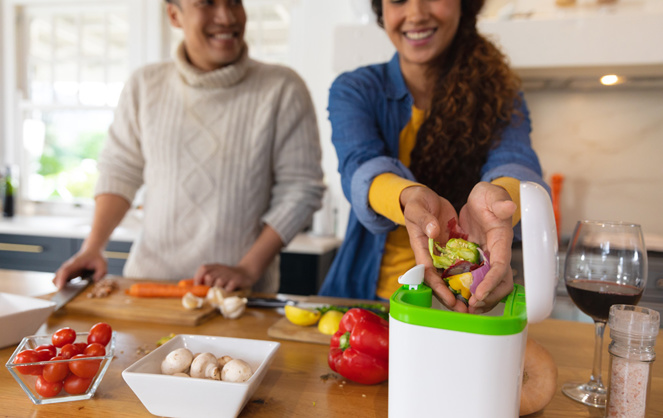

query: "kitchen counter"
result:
(2, 269), (663, 417)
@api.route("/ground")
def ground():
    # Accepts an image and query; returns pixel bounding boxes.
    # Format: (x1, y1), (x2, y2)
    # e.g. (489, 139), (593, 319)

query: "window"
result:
(19, 4), (130, 202)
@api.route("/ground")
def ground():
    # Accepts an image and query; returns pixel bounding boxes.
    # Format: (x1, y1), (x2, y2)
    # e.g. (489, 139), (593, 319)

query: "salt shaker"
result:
(605, 304), (659, 418)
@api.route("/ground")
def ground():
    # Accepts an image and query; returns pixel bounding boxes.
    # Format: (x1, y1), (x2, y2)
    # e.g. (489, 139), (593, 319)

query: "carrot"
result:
(126, 283), (210, 298)
(177, 278), (195, 287)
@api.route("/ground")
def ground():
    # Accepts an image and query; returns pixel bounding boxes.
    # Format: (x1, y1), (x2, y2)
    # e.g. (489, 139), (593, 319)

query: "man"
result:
(54, 0), (325, 293)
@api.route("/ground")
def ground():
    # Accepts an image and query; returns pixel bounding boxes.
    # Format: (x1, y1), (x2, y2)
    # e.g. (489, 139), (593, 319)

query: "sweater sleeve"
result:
(261, 70), (325, 244)
(94, 71), (145, 203)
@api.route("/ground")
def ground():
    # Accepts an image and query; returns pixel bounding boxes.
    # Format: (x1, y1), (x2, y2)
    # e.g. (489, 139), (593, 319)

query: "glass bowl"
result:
(5, 331), (116, 405)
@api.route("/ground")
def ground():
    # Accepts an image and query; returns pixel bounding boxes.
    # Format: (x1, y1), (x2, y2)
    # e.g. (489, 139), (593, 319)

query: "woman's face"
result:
(167, 0), (246, 71)
(382, 0), (461, 69)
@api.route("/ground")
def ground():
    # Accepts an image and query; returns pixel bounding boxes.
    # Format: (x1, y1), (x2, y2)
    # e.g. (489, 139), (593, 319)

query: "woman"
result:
(318, 0), (547, 313)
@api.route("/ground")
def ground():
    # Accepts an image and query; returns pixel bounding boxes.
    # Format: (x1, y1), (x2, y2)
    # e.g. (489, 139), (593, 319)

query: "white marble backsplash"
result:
(526, 89), (663, 239)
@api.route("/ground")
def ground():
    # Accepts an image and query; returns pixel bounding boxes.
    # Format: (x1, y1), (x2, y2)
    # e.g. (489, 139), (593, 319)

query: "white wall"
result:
(527, 89), (663, 239)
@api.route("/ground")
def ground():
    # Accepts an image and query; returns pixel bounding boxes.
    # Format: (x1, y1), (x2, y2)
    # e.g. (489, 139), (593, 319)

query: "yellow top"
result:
(368, 107), (521, 299)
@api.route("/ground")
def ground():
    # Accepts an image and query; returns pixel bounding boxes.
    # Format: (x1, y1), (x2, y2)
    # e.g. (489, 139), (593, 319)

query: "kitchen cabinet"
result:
(0, 234), (131, 275)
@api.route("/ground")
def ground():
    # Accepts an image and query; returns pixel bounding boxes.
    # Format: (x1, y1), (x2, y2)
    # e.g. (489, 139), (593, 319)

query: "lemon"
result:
(284, 305), (321, 326)
(317, 310), (344, 335)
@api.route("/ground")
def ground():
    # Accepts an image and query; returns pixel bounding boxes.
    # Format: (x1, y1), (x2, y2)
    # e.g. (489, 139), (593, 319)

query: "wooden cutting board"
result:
(268, 317), (332, 345)
(61, 277), (244, 326)
(266, 296), (389, 345)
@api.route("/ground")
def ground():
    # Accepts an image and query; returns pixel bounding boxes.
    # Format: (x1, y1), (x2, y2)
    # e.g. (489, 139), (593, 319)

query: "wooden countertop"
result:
(1, 270), (662, 417)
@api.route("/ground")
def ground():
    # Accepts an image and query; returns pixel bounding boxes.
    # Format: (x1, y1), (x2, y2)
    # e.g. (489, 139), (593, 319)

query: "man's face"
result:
(167, 0), (246, 71)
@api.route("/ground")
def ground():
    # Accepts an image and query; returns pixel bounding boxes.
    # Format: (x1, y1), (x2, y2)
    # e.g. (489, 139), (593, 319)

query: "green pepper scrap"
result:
(428, 238), (480, 270)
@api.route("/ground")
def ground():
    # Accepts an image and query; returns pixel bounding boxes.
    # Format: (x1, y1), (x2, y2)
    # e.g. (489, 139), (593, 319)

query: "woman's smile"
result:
(403, 28), (437, 45)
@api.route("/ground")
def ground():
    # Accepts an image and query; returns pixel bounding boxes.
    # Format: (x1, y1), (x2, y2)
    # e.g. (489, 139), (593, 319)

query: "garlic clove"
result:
(220, 296), (248, 319)
(206, 287), (225, 308)
(182, 292), (204, 310)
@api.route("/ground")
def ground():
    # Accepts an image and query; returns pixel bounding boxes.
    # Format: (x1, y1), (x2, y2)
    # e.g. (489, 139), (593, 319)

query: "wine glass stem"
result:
(590, 320), (606, 388)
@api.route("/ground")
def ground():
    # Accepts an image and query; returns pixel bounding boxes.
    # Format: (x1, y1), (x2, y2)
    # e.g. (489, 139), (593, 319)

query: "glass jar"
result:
(605, 304), (659, 418)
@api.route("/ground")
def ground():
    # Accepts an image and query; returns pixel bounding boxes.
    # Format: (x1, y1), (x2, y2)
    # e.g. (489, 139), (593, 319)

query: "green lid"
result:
(389, 283), (527, 336)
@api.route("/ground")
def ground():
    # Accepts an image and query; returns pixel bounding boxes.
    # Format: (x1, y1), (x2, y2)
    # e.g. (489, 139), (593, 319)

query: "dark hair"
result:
(371, 0), (521, 212)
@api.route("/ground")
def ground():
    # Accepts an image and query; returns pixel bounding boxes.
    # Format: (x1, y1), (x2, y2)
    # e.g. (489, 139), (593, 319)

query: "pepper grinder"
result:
(605, 304), (659, 418)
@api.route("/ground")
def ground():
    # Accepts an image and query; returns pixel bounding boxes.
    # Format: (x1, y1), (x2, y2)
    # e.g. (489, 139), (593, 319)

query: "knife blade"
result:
(51, 276), (91, 311)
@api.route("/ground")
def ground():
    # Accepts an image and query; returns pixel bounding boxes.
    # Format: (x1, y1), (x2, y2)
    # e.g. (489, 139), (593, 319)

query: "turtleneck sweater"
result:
(95, 43), (325, 292)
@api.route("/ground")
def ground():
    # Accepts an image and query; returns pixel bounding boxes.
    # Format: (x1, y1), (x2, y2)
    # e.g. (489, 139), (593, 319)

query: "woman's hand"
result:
(400, 186), (468, 312)
(458, 182), (517, 314)
(193, 264), (257, 292)
(53, 250), (107, 289)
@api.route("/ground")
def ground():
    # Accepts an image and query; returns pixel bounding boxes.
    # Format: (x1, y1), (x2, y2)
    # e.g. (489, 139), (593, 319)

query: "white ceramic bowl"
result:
(122, 334), (280, 418)
(0, 293), (56, 349)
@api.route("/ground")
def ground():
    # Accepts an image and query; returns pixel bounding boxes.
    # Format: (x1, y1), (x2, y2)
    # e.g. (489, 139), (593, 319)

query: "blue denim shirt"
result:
(318, 53), (547, 300)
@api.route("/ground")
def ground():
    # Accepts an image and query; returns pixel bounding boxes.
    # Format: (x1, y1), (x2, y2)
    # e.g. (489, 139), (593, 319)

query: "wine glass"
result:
(562, 220), (647, 407)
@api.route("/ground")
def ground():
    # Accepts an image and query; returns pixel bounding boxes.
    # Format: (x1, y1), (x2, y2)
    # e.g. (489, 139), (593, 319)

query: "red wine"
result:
(566, 280), (643, 321)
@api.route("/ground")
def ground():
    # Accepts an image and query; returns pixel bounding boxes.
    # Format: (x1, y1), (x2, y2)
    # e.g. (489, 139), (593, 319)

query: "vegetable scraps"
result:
(328, 308), (389, 385)
(429, 221), (490, 304)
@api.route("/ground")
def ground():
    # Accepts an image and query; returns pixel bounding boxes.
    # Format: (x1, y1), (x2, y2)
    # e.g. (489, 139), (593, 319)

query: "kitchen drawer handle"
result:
(103, 250), (129, 260)
(0, 243), (44, 253)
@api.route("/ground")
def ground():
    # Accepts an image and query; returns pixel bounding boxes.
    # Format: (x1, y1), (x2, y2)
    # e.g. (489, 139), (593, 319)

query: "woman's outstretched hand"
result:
(400, 186), (469, 312)
(459, 182), (517, 314)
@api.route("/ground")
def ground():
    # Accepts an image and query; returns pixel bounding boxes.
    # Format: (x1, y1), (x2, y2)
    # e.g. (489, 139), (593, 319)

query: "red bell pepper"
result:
(328, 308), (389, 385)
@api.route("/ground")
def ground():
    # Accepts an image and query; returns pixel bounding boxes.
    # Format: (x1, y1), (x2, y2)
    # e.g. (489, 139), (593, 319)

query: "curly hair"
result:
(371, 0), (522, 212)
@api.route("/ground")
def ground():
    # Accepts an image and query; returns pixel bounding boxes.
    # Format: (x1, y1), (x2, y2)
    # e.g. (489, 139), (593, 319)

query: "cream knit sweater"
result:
(95, 43), (325, 292)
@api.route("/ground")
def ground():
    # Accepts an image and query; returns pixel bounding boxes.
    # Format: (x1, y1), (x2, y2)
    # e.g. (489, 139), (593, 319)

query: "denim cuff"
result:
(350, 156), (416, 235)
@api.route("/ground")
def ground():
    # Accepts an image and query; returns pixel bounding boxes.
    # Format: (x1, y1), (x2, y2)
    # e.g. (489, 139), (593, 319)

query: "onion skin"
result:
(519, 338), (558, 416)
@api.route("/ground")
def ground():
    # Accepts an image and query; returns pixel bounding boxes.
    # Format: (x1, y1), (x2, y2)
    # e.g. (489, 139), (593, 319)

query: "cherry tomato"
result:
(59, 343), (79, 359)
(84, 343), (106, 357)
(87, 323), (112, 347)
(74, 342), (88, 353)
(69, 354), (101, 378)
(35, 344), (56, 358)
(35, 349), (54, 361)
(42, 356), (70, 383)
(52, 327), (76, 348)
(35, 375), (63, 397)
(14, 350), (44, 375)
(63, 374), (92, 395)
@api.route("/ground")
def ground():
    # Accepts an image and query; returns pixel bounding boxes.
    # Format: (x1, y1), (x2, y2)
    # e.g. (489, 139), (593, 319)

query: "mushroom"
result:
(220, 296), (248, 319)
(172, 372), (190, 377)
(190, 352), (220, 380)
(161, 348), (194, 375)
(221, 358), (253, 383)
(217, 355), (233, 369)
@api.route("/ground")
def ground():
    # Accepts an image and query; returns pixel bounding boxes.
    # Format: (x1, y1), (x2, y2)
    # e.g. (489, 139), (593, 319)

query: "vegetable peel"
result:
(429, 236), (491, 304)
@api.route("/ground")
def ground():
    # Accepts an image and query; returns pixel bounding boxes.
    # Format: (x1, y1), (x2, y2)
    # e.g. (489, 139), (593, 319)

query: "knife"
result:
(51, 275), (92, 311)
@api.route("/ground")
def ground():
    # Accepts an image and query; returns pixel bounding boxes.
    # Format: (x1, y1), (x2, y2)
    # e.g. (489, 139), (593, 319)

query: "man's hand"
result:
(53, 250), (107, 289)
(193, 264), (257, 292)
(400, 186), (469, 312)
(458, 182), (517, 314)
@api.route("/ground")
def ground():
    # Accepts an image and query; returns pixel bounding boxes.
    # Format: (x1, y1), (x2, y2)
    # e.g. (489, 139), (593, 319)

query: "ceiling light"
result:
(600, 74), (622, 86)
